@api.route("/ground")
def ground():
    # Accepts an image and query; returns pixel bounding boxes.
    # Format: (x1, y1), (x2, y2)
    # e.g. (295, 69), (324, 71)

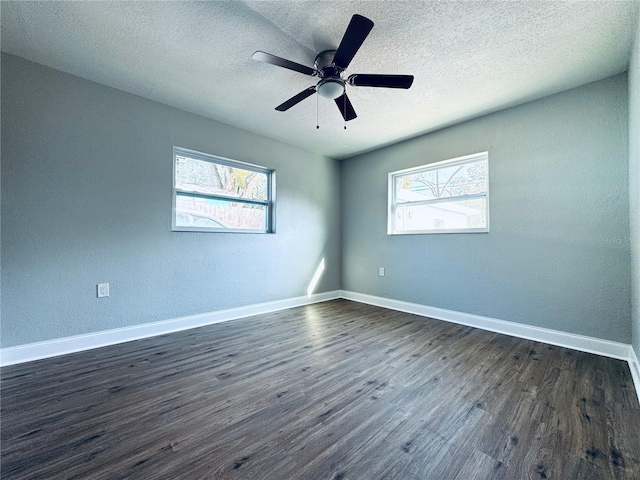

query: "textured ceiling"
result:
(2, 1), (638, 159)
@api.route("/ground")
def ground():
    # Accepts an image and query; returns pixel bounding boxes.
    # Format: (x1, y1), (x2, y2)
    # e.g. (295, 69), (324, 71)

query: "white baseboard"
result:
(341, 290), (640, 404)
(0, 290), (341, 367)
(340, 290), (632, 360)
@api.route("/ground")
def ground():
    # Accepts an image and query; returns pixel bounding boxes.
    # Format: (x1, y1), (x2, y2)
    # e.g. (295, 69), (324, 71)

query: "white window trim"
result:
(172, 146), (276, 233)
(387, 152), (489, 235)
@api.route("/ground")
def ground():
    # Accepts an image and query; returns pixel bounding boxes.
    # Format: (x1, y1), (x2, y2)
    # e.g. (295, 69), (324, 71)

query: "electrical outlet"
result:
(97, 283), (109, 298)
(379, 267), (385, 277)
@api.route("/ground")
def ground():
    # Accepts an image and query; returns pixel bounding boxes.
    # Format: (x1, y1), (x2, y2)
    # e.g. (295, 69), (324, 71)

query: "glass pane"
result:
(394, 197), (487, 232)
(175, 194), (267, 231)
(395, 159), (487, 203)
(175, 154), (268, 201)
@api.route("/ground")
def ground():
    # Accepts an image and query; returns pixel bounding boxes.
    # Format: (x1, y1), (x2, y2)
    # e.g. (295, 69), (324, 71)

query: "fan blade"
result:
(348, 74), (414, 89)
(252, 51), (317, 76)
(334, 93), (357, 121)
(333, 14), (374, 70)
(275, 87), (317, 111)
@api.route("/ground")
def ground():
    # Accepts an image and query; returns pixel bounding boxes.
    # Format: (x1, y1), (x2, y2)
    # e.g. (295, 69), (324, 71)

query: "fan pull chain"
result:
(343, 93), (347, 130)
(316, 93), (319, 129)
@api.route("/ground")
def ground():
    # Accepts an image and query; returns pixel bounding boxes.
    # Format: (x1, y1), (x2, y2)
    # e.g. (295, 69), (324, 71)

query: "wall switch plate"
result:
(97, 283), (109, 298)
(379, 267), (385, 277)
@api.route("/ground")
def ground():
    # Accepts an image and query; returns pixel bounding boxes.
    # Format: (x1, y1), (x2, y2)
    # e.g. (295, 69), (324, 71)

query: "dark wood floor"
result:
(1, 300), (639, 479)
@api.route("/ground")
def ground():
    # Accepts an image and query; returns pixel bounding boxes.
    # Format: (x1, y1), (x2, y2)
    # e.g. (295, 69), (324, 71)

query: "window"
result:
(388, 152), (489, 234)
(172, 147), (275, 233)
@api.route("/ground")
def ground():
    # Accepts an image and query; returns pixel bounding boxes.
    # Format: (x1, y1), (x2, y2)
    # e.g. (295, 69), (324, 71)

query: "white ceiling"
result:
(2, 1), (638, 159)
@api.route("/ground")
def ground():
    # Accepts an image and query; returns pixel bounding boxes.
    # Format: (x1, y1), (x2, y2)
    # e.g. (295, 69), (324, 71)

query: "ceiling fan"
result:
(252, 14), (414, 122)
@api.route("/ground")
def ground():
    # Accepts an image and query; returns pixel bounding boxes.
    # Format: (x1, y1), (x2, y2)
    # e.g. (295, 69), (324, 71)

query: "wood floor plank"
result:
(1, 299), (638, 479)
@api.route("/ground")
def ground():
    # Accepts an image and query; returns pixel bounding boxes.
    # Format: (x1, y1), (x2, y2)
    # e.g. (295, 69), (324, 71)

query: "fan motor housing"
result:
(315, 50), (343, 76)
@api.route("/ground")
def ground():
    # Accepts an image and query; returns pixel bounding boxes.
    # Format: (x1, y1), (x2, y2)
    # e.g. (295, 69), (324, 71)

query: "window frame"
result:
(387, 152), (489, 235)
(172, 146), (276, 233)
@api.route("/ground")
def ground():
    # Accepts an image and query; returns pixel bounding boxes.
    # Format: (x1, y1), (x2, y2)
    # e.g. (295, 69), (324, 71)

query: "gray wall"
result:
(630, 16), (640, 360)
(1, 53), (634, 349)
(1, 54), (341, 347)
(341, 74), (631, 343)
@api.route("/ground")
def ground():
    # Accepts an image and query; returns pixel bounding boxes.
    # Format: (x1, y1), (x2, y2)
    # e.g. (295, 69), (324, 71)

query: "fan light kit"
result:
(252, 14), (414, 125)
(317, 78), (345, 100)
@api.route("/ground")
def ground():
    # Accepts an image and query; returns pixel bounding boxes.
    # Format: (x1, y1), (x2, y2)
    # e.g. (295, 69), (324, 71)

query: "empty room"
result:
(2, 1), (640, 479)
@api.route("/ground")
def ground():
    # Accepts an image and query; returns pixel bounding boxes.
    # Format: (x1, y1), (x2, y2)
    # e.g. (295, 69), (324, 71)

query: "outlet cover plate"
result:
(97, 283), (109, 298)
